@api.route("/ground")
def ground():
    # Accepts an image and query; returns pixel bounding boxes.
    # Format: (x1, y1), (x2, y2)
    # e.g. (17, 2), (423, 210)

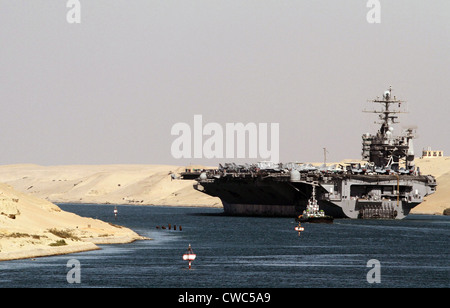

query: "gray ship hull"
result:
(221, 200), (415, 219)
(194, 173), (436, 219)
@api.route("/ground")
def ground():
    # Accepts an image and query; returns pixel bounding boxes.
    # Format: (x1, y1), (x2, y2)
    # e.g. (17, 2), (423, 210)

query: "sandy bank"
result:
(0, 182), (147, 261)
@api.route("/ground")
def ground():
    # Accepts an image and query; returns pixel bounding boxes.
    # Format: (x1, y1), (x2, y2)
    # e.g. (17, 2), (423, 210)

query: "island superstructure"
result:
(181, 87), (437, 219)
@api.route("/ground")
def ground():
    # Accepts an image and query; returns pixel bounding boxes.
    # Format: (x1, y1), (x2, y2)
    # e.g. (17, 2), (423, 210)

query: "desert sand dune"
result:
(0, 164), (221, 208)
(411, 158), (450, 215)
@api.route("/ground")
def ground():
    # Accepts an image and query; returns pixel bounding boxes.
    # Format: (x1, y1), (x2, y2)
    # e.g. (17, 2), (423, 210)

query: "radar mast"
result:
(362, 86), (415, 171)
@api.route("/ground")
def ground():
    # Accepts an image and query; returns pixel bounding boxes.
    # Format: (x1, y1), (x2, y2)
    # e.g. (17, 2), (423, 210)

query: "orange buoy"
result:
(294, 223), (305, 236)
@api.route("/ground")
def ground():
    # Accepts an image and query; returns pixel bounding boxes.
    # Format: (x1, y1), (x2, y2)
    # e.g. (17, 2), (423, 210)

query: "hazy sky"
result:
(1, 0), (449, 166)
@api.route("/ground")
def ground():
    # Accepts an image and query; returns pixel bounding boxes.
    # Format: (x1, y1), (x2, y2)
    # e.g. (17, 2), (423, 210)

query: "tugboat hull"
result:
(296, 216), (334, 224)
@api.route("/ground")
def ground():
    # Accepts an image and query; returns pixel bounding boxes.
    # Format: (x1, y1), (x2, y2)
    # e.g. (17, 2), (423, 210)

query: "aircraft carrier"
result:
(181, 87), (437, 219)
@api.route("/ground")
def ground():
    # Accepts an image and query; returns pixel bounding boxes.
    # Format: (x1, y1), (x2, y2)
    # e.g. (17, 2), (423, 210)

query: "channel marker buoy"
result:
(182, 244), (196, 269)
(294, 223), (305, 236)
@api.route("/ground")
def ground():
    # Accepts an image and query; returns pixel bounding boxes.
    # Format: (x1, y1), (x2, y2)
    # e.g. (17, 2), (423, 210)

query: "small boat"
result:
(296, 185), (334, 224)
(297, 214), (334, 224)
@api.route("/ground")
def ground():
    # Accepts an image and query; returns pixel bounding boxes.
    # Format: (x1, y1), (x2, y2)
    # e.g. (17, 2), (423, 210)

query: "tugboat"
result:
(296, 185), (334, 223)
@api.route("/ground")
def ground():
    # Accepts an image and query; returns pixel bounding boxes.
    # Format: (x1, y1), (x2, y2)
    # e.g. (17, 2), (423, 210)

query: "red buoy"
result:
(294, 223), (305, 236)
(182, 244), (196, 269)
